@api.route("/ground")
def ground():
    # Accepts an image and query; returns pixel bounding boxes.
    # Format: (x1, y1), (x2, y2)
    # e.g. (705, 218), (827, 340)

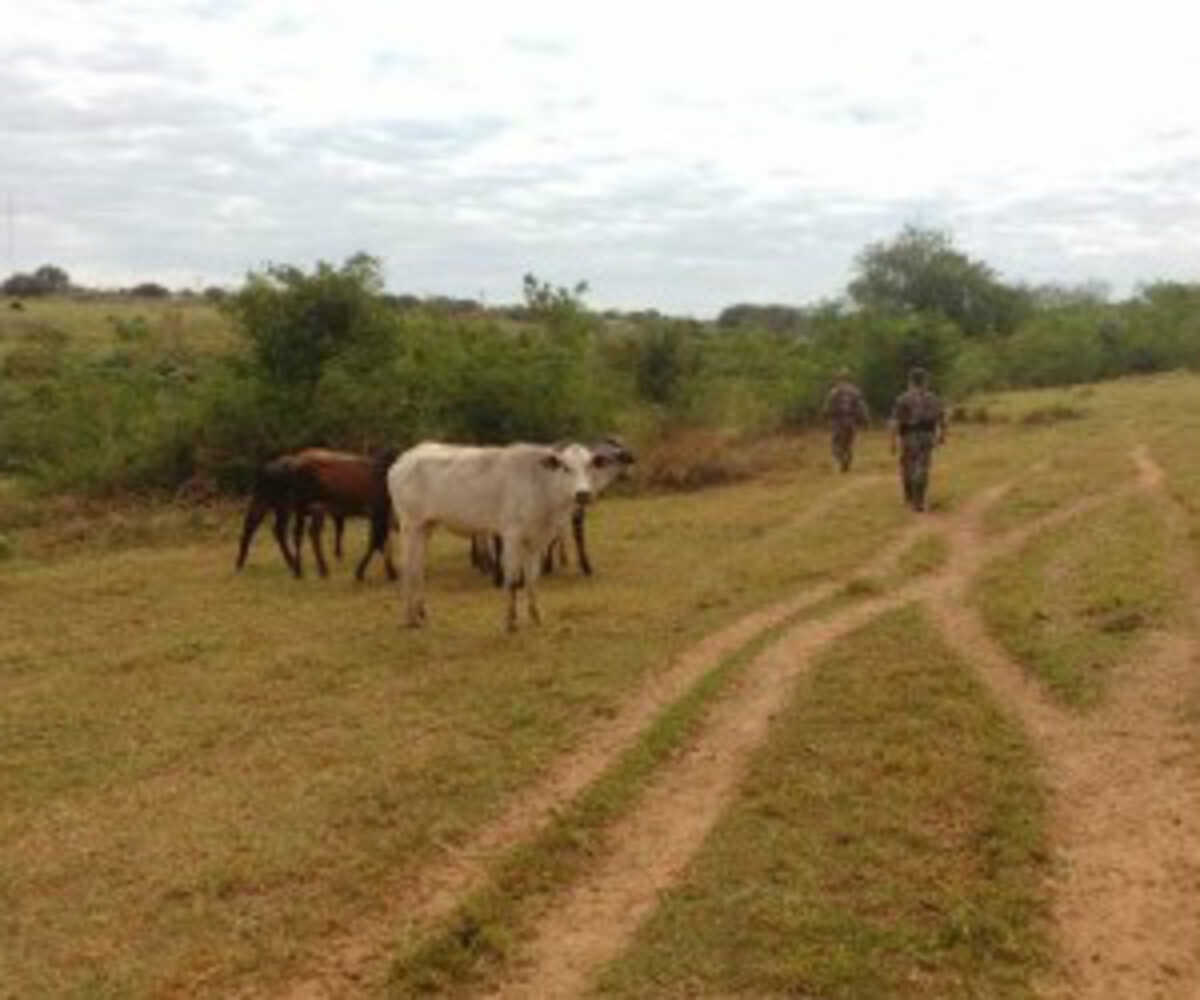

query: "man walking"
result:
(889, 366), (946, 511)
(823, 368), (870, 473)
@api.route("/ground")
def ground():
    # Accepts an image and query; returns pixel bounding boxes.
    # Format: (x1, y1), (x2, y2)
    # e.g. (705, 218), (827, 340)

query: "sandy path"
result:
(480, 450), (1200, 1000)
(931, 446), (1200, 999)
(285, 448), (1200, 999)
(477, 482), (1097, 998)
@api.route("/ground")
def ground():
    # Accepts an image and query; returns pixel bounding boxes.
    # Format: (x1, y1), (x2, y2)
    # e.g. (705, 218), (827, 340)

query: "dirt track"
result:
(278, 448), (1200, 999)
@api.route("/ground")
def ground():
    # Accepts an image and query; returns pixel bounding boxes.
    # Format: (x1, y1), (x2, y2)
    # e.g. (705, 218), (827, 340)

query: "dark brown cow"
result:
(234, 448), (397, 581)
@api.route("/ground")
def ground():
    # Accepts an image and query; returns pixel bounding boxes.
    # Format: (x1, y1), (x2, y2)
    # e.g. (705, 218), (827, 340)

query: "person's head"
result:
(835, 367), (851, 382)
(908, 366), (929, 388)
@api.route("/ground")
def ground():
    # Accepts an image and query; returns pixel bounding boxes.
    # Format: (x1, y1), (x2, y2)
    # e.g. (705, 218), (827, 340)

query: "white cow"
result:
(388, 441), (598, 631)
(470, 436), (636, 580)
(543, 436), (635, 575)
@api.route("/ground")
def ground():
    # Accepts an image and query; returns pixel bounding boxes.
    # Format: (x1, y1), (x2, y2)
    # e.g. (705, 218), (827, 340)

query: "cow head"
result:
(588, 436), (636, 493)
(542, 443), (596, 506)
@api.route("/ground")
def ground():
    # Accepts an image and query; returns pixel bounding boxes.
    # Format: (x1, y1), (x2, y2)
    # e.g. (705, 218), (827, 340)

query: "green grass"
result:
(972, 495), (1175, 707)
(594, 606), (1050, 999)
(385, 599), (798, 996)
(5, 370), (1200, 997)
(0, 294), (238, 362)
(0, 443), (918, 998)
(383, 566), (903, 996)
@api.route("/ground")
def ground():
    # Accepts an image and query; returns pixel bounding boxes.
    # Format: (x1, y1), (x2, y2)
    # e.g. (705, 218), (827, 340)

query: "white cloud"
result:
(2, 0), (1199, 313)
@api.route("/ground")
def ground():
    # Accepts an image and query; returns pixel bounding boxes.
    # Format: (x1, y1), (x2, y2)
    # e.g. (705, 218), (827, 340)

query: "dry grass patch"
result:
(975, 428), (1126, 536)
(632, 429), (825, 492)
(594, 606), (1050, 999)
(0, 454), (914, 998)
(894, 531), (949, 581)
(972, 495), (1174, 707)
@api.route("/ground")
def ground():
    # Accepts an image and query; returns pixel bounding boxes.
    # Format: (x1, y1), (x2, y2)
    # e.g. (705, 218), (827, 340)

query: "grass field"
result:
(2, 372), (1199, 997)
(596, 606), (1049, 999)
(0, 294), (238, 363)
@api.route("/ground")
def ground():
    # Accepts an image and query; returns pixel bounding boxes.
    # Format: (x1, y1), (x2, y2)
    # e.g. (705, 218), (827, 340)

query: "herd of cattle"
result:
(235, 438), (636, 630)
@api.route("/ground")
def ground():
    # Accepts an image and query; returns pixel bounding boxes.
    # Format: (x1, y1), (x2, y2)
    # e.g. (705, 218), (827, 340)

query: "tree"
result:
(129, 282), (170, 298)
(33, 264), (70, 294)
(225, 252), (396, 398)
(2, 263), (71, 296)
(848, 226), (1030, 336)
(520, 273), (590, 337)
(635, 320), (698, 404)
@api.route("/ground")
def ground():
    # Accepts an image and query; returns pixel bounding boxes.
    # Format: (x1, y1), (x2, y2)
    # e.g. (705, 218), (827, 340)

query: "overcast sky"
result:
(3, 1), (1198, 317)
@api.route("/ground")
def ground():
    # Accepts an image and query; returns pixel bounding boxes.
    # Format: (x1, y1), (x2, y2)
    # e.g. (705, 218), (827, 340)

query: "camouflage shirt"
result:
(891, 387), (945, 433)
(824, 382), (870, 425)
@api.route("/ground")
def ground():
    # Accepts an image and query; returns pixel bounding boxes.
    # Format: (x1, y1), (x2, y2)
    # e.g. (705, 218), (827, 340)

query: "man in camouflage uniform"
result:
(889, 366), (946, 511)
(823, 368), (870, 473)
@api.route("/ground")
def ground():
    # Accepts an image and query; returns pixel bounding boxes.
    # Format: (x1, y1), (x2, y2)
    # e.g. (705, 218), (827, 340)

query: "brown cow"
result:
(235, 448), (397, 581)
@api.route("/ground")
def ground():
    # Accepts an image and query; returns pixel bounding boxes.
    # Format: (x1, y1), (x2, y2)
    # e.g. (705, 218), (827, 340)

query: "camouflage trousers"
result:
(899, 430), (937, 510)
(830, 422), (858, 473)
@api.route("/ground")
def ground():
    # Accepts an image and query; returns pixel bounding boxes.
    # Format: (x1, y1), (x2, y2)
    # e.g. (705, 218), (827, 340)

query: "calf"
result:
(388, 442), (596, 631)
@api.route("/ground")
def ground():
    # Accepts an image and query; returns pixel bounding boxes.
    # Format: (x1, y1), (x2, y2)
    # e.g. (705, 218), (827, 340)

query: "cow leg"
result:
(333, 515), (345, 560)
(571, 506), (591, 576)
(492, 535), (505, 588)
(383, 510), (399, 582)
(308, 509), (330, 577)
(276, 507), (301, 577)
(290, 508), (307, 577)
(235, 497), (270, 570)
(401, 523), (430, 626)
(500, 531), (527, 631)
(470, 533), (494, 575)
(523, 542), (545, 626)
(357, 502), (395, 582)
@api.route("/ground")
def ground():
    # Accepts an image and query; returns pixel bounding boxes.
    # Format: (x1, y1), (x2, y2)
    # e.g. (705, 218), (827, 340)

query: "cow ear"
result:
(592, 454), (609, 469)
(540, 453), (563, 470)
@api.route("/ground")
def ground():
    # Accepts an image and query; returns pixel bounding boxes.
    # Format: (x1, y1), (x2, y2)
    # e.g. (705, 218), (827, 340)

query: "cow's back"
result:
(290, 450), (381, 514)
(389, 442), (572, 539)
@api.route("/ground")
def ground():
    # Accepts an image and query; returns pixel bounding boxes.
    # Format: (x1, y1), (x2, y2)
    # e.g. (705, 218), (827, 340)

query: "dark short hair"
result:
(908, 366), (929, 387)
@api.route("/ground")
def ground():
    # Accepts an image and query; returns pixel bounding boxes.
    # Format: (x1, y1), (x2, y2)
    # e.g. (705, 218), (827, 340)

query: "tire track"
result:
(475, 478), (1127, 998)
(290, 450), (1198, 1000)
(272, 476), (890, 999)
(931, 445), (1200, 1000)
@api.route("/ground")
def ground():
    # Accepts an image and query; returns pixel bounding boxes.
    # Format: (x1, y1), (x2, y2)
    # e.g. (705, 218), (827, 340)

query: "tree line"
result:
(2, 228), (1198, 496)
